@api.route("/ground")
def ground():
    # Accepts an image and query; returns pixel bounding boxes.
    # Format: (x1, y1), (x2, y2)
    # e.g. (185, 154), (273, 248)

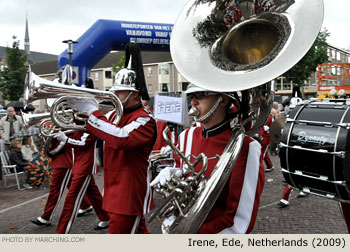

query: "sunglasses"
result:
(188, 92), (218, 100)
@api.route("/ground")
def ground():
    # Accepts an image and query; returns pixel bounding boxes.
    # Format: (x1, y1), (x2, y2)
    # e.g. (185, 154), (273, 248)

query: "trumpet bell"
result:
(170, 0), (324, 92)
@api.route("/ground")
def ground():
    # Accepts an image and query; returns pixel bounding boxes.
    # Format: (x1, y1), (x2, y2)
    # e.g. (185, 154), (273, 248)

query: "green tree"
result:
(0, 36), (28, 101)
(112, 56), (125, 82)
(282, 29), (330, 94)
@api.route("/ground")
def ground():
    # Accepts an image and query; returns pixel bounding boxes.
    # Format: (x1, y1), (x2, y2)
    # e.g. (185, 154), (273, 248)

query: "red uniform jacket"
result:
(258, 113), (274, 150)
(49, 137), (73, 169)
(65, 131), (97, 175)
(175, 120), (264, 233)
(152, 121), (177, 151)
(86, 103), (157, 215)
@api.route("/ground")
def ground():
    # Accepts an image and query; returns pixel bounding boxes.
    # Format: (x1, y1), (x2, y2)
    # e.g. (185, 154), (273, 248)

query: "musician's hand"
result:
(150, 167), (183, 187)
(160, 145), (172, 154)
(161, 215), (176, 234)
(263, 125), (269, 133)
(54, 131), (68, 143)
(69, 99), (98, 114)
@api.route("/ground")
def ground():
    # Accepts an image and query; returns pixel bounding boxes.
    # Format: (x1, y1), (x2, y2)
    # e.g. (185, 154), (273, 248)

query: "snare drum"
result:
(280, 100), (350, 203)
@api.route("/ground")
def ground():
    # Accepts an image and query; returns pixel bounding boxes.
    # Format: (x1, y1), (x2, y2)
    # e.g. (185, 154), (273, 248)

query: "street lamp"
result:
(62, 39), (78, 66)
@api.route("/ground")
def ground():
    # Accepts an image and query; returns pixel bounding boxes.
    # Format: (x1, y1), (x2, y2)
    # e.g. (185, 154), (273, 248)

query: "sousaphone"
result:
(171, 0), (324, 92)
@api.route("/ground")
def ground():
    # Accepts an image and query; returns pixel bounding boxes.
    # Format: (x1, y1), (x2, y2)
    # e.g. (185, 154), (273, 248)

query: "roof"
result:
(0, 46), (57, 64)
(93, 51), (172, 68)
(31, 60), (58, 75)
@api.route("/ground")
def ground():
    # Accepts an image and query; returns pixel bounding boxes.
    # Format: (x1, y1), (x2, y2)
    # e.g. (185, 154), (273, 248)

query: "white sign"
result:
(319, 86), (335, 90)
(154, 94), (189, 126)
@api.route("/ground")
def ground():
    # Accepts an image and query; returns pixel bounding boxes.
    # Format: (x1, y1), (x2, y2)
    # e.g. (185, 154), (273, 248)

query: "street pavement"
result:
(0, 154), (348, 234)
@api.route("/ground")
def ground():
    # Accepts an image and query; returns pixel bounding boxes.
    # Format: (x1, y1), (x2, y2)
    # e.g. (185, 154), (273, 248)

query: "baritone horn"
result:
(147, 0), (324, 233)
(20, 110), (75, 138)
(24, 68), (123, 130)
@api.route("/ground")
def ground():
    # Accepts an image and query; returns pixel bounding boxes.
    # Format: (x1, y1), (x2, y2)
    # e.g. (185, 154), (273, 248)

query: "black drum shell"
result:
(280, 102), (350, 202)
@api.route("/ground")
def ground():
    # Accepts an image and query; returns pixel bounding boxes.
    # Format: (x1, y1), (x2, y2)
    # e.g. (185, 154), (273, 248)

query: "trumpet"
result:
(24, 68), (123, 130)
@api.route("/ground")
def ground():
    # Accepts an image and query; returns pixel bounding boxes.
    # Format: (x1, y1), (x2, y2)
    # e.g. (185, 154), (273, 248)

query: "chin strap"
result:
(189, 96), (223, 123)
(121, 91), (133, 105)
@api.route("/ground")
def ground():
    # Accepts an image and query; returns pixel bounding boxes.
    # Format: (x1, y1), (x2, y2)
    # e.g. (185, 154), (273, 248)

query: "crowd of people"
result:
(0, 107), (51, 189)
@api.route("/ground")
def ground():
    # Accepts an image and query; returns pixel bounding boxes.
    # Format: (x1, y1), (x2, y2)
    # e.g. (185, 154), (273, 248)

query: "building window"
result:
(159, 64), (170, 75)
(105, 71), (112, 79)
(182, 82), (189, 91)
(147, 67), (152, 76)
(161, 83), (169, 92)
(94, 72), (99, 81)
(148, 84), (153, 93)
(336, 51), (341, 61)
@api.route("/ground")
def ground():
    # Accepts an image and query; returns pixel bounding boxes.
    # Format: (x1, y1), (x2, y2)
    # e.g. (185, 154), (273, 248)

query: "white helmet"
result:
(185, 83), (210, 94)
(110, 68), (138, 92)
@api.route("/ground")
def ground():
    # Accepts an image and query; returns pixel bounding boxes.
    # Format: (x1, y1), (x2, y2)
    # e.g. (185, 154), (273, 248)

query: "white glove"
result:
(69, 99), (98, 114)
(54, 131), (68, 143)
(160, 145), (172, 154)
(263, 125), (270, 133)
(161, 215), (176, 234)
(150, 167), (184, 187)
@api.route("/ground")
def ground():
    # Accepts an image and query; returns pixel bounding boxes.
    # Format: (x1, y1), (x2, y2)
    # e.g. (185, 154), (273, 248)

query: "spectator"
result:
(9, 138), (32, 189)
(21, 136), (38, 161)
(283, 101), (291, 116)
(0, 107), (24, 151)
(34, 108), (42, 114)
(270, 102), (280, 155)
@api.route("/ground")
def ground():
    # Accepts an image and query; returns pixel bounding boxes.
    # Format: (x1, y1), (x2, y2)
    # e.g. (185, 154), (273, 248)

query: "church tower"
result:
(24, 12), (30, 56)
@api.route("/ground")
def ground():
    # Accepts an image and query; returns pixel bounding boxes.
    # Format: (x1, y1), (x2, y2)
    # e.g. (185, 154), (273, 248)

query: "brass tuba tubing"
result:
(162, 126), (208, 175)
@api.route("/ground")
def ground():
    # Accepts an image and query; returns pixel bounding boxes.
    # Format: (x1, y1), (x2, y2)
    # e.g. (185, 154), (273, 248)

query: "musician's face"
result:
(114, 90), (140, 109)
(115, 90), (130, 102)
(190, 93), (219, 120)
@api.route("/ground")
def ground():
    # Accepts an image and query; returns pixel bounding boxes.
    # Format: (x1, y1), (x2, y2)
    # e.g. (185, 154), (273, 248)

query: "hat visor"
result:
(109, 86), (138, 92)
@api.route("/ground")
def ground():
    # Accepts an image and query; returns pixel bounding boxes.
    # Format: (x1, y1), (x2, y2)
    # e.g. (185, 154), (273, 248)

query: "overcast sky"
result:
(0, 0), (349, 55)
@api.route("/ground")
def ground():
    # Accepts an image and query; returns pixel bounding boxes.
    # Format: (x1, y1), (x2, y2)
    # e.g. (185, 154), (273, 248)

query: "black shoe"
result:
(30, 218), (51, 226)
(265, 167), (274, 172)
(277, 201), (290, 209)
(77, 206), (93, 217)
(297, 191), (308, 198)
(94, 221), (109, 230)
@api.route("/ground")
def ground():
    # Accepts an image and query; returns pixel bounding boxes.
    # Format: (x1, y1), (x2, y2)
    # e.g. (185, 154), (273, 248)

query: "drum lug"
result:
(282, 168), (346, 185)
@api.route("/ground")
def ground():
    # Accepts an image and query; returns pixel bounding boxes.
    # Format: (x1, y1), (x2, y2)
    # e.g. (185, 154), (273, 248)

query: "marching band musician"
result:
(151, 83), (265, 234)
(257, 112), (274, 172)
(67, 43), (157, 234)
(55, 130), (109, 234)
(30, 134), (92, 226)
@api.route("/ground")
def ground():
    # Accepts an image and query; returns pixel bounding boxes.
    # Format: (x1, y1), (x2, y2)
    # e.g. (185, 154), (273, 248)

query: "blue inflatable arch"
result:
(58, 19), (173, 86)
